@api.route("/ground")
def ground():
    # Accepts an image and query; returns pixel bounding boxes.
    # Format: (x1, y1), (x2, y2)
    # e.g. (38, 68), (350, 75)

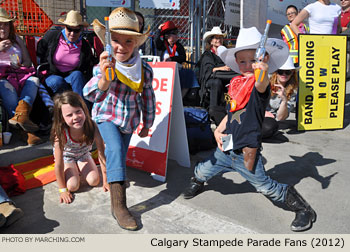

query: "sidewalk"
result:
(1, 86), (350, 234)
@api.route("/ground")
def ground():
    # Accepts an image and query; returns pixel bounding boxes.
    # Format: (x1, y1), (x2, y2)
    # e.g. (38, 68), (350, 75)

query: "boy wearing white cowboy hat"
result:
(183, 27), (316, 232)
(36, 10), (95, 106)
(83, 7), (155, 231)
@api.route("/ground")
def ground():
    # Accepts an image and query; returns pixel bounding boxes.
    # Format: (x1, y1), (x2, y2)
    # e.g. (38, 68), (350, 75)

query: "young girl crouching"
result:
(51, 91), (108, 204)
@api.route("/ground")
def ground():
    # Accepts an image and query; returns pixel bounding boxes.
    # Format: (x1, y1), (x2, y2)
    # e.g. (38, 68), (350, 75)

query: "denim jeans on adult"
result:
(179, 68), (200, 89)
(0, 76), (40, 117)
(45, 70), (85, 98)
(0, 185), (11, 204)
(194, 148), (288, 203)
(97, 121), (132, 183)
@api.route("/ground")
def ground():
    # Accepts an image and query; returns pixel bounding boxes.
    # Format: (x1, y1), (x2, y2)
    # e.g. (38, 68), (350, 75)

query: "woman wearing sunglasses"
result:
(262, 56), (299, 139)
(36, 10), (96, 108)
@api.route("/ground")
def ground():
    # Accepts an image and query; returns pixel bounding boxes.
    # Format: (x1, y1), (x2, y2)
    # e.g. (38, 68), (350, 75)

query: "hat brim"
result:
(0, 17), (15, 22)
(220, 38), (289, 74)
(58, 18), (89, 27)
(92, 19), (150, 47)
(203, 32), (227, 44)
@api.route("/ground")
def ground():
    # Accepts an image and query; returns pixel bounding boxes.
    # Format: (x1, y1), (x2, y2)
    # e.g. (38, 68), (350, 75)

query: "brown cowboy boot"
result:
(9, 100), (39, 132)
(27, 132), (46, 146)
(0, 213), (5, 228)
(110, 181), (137, 231)
(0, 202), (24, 227)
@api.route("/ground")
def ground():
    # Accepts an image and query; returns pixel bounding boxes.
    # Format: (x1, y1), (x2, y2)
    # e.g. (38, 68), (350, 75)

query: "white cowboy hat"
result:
(203, 26), (227, 44)
(92, 7), (150, 47)
(0, 8), (15, 22)
(220, 27), (289, 74)
(58, 10), (89, 27)
(279, 55), (301, 70)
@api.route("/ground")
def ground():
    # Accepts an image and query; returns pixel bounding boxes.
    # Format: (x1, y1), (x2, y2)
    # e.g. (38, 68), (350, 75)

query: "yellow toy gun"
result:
(254, 19), (272, 83)
(104, 16), (115, 81)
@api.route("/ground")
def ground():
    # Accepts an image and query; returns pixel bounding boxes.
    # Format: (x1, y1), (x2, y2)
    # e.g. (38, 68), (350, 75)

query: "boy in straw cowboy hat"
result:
(36, 10), (95, 107)
(83, 7), (155, 231)
(182, 27), (316, 232)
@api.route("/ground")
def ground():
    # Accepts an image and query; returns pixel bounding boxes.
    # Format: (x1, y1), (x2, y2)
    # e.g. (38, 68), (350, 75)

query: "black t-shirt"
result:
(226, 84), (270, 151)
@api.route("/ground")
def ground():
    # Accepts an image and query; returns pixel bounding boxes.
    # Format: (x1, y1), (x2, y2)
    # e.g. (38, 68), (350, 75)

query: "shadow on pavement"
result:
(126, 159), (196, 229)
(267, 152), (337, 189)
(0, 186), (59, 234)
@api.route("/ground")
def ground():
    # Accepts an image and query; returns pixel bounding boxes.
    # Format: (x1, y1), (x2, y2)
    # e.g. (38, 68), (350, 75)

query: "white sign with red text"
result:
(86, 0), (131, 7)
(139, 0), (180, 10)
(126, 62), (190, 182)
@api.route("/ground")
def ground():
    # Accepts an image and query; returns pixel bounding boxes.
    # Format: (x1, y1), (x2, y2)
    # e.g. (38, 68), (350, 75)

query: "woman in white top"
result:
(290, 0), (341, 35)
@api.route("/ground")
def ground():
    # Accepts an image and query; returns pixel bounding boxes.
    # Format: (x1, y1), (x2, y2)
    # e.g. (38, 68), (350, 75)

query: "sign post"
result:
(298, 34), (347, 130)
(126, 62), (190, 182)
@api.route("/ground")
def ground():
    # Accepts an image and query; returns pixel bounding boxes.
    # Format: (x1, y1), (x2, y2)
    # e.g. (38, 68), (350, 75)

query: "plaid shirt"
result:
(83, 60), (156, 134)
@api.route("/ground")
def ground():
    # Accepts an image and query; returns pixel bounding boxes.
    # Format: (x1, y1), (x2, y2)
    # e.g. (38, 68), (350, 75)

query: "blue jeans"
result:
(97, 121), (132, 183)
(0, 185), (11, 204)
(45, 70), (85, 98)
(0, 76), (40, 117)
(194, 148), (288, 203)
(179, 68), (200, 89)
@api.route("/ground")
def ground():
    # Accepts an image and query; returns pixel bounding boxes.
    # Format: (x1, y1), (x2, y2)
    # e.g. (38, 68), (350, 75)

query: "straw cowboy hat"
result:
(203, 26), (227, 44)
(0, 8), (15, 22)
(58, 10), (89, 27)
(92, 7), (150, 47)
(220, 27), (289, 74)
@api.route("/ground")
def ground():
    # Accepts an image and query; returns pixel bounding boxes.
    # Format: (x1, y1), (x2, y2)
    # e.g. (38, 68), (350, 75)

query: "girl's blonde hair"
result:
(269, 70), (298, 100)
(50, 91), (95, 150)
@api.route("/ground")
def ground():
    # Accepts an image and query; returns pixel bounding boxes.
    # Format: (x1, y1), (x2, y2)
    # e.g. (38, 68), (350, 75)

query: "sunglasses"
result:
(66, 26), (82, 34)
(277, 69), (293, 75)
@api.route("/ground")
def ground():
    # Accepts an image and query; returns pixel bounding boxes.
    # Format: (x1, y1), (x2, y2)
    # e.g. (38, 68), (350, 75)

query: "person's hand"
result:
(102, 181), (109, 192)
(221, 65), (231, 71)
(59, 191), (73, 204)
(138, 127), (150, 138)
(214, 129), (227, 152)
(252, 61), (269, 73)
(273, 84), (287, 100)
(265, 111), (275, 118)
(99, 51), (115, 81)
(0, 39), (11, 52)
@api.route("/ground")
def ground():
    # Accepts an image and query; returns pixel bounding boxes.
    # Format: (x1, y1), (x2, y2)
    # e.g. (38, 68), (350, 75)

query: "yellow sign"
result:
(298, 34), (346, 130)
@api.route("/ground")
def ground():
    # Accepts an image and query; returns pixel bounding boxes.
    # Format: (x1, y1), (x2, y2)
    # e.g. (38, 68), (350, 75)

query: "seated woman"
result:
(155, 21), (199, 97)
(0, 8), (44, 145)
(198, 26), (234, 125)
(36, 10), (95, 107)
(262, 56), (299, 139)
